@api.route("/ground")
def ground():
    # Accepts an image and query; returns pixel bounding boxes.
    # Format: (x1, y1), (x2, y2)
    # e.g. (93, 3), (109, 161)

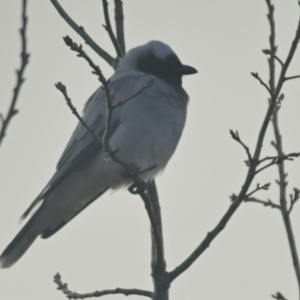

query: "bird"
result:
(0, 40), (197, 268)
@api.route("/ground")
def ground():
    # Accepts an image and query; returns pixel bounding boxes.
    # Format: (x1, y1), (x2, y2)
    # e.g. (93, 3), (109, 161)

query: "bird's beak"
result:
(176, 64), (198, 75)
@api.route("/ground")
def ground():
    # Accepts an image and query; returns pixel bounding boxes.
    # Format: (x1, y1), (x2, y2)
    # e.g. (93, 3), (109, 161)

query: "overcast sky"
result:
(1, 1), (300, 299)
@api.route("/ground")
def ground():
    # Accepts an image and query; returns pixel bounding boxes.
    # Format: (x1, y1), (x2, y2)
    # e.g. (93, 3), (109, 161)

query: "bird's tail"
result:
(0, 207), (43, 268)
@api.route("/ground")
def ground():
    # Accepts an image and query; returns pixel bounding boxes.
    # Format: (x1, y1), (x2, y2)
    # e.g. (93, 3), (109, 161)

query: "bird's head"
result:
(118, 41), (197, 85)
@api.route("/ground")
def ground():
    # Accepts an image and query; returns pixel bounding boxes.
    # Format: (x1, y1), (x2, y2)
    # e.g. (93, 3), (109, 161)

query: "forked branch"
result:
(54, 273), (153, 299)
(168, 0), (300, 284)
(102, 0), (124, 59)
(50, 0), (117, 69)
(266, 0), (300, 296)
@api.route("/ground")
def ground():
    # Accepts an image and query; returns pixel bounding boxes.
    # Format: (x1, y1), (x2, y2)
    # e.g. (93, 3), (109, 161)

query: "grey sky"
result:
(0, 1), (300, 299)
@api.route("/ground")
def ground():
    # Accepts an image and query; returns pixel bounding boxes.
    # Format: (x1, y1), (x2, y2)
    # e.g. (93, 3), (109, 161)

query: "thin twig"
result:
(262, 49), (284, 67)
(54, 82), (103, 147)
(288, 188), (300, 215)
(61, 36), (113, 156)
(102, 0), (123, 58)
(54, 273), (153, 299)
(266, 0), (300, 295)
(114, 0), (126, 54)
(246, 182), (271, 198)
(284, 75), (300, 81)
(167, 1), (300, 284)
(113, 77), (155, 108)
(271, 291), (288, 300)
(231, 183), (280, 209)
(244, 197), (280, 209)
(0, 0), (29, 148)
(259, 153), (300, 164)
(63, 36), (108, 85)
(251, 72), (272, 95)
(229, 130), (253, 165)
(255, 152), (300, 175)
(255, 159), (278, 175)
(50, 0), (117, 69)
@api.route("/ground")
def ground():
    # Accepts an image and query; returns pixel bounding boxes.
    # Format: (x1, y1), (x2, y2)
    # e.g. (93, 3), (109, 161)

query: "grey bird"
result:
(0, 40), (197, 268)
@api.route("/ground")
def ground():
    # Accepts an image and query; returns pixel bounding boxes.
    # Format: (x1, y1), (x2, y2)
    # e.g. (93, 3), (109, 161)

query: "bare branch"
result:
(266, 0), (300, 293)
(258, 152), (300, 164)
(284, 75), (300, 81)
(288, 188), (300, 215)
(128, 179), (165, 269)
(229, 130), (253, 165)
(114, 0), (126, 54)
(113, 77), (155, 108)
(271, 291), (288, 300)
(61, 35), (114, 157)
(255, 152), (300, 175)
(244, 197), (280, 210)
(231, 183), (279, 209)
(251, 72), (272, 95)
(246, 182), (271, 198)
(0, 0), (29, 148)
(168, 0), (300, 284)
(54, 273), (153, 299)
(54, 82), (103, 148)
(102, 0), (124, 59)
(63, 35), (108, 83)
(262, 48), (284, 67)
(50, 0), (117, 69)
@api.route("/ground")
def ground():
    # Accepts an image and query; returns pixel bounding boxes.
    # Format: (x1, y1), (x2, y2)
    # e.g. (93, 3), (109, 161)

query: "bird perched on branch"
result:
(0, 40), (197, 268)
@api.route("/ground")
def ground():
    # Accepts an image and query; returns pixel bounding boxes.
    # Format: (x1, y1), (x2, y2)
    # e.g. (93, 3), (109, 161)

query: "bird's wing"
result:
(21, 86), (109, 219)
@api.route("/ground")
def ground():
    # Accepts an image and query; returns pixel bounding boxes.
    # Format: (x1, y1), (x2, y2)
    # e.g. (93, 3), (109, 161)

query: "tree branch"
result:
(271, 291), (289, 300)
(255, 152), (300, 175)
(167, 0), (300, 284)
(102, 0), (124, 59)
(112, 77), (154, 108)
(246, 182), (271, 198)
(251, 72), (272, 95)
(146, 181), (168, 300)
(0, 0), (29, 148)
(54, 273), (153, 299)
(114, 0), (126, 54)
(50, 0), (117, 69)
(288, 188), (300, 215)
(266, 0), (300, 295)
(230, 130), (253, 165)
(258, 153), (300, 164)
(262, 49), (284, 67)
(284, 75), (300, 81)
(54, 82), (103, 148)
(244, 197), (280, 210)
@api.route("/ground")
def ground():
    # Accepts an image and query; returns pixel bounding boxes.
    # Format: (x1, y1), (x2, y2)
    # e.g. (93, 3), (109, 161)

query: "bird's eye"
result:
(166, 54), (181, 68)
(147, 54), (162, 69)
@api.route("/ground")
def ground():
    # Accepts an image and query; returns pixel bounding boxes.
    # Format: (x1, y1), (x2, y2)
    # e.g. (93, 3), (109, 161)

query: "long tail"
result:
(0, 207), (43, 268)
